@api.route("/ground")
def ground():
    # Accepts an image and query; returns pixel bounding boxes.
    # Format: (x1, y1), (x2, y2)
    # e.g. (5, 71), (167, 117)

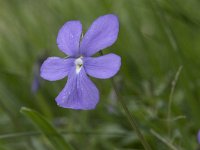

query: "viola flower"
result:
(32, 53), (48, 94)
(40, 14), (121, 110)
(198, 130), (200, 144)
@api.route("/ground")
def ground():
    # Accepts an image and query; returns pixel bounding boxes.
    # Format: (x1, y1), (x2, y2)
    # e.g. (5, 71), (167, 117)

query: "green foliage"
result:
(0, 0), (200, 149)
(20, 107), (73, 150)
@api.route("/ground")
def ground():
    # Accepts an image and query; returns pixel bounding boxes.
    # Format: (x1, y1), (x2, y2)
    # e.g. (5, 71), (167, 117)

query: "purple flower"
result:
(198, 130), (200, 144)
(40, 14), (121, 110)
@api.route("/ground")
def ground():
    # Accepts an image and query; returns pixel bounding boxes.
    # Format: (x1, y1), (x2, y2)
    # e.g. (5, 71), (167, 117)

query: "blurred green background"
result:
(0, 0), (200, 149)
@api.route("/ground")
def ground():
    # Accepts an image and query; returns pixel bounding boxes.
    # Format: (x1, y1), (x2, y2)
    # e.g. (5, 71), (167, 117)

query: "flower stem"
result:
(99, 51), (151, 150)
(110, 78), (152, 150)
(167, 66), (183, 137)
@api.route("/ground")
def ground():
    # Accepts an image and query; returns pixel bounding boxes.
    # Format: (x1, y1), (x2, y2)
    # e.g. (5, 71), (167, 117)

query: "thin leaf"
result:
(20, 107), (73, 150)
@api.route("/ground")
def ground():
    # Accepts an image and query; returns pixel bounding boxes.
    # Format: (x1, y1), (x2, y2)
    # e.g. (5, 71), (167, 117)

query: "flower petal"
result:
(56, 68), (99, 110)
(40, 57), (75, 81)
(80, 14), (119, 56)
(57, 21), (82, 56)
(84, 53), (121, 79)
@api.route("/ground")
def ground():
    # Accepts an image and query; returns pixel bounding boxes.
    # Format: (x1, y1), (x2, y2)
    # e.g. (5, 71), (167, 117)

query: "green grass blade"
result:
(150, 129), (179, 150)
(20, 107), (73, 150)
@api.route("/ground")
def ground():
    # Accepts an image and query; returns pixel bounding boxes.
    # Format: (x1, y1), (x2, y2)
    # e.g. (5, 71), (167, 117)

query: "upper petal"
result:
(40, 57), (75, 81)
(84, 53), (121, 79)
(56, 68), (99, 110)
(80, 14), (119, 56)
(57, 21), (82, 57)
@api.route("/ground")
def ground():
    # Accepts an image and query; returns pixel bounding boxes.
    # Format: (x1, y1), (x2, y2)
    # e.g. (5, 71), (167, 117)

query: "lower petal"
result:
(56, 68), (99, 110)
(84, 53), (121, 79)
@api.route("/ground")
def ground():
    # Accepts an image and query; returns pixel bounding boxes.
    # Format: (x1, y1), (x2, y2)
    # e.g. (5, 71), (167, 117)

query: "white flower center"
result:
(75, 57), (83, 74)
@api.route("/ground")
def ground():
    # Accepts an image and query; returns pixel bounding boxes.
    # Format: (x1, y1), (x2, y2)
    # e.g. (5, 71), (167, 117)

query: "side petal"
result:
(40, 57), (75, 81)
(57, 21), (82, 57)
(56, 68), (99, 110)
(80, 14), (119, 56)
(84, 53), (121, 79)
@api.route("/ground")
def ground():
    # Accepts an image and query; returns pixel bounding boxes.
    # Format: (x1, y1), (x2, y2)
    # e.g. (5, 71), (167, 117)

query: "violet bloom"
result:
(40, 14), (121, 110)
(198, 130), (200, 144)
